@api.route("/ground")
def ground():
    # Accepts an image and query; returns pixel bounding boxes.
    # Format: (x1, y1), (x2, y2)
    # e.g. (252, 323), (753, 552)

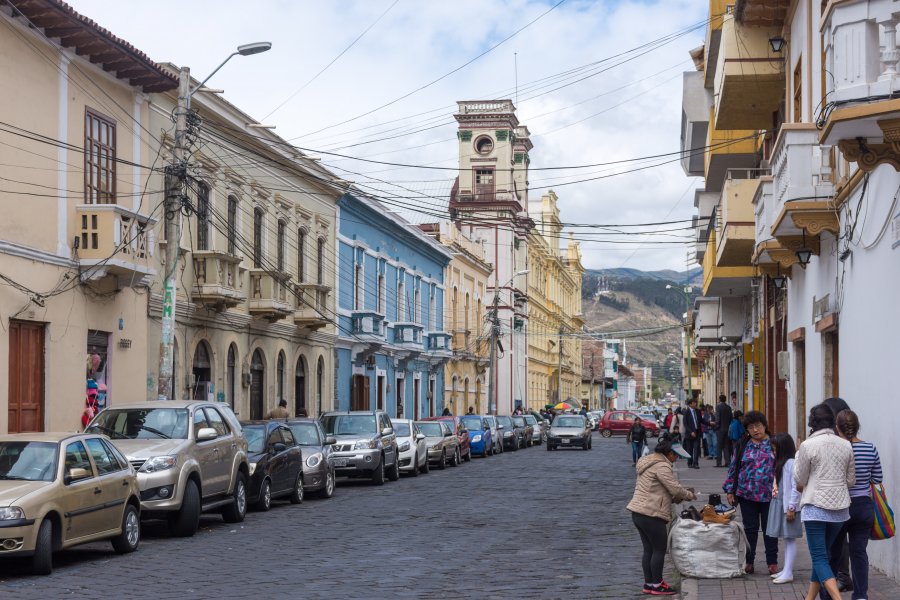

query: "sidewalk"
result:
(671, 458), (896, 600)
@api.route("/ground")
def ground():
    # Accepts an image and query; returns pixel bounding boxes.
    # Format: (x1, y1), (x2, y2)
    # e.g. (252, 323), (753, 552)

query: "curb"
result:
(678, 577), (698, 599)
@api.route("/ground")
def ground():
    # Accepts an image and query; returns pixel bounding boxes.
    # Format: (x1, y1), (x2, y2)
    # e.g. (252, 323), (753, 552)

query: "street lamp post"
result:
(667, 284), (693, 404)
(487, 269), (528, 415)
(157, 42), (271, 401)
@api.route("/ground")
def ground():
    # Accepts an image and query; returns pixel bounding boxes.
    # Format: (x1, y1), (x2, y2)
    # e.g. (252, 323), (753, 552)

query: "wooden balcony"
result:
(716, 168), (768, 267)
(393, 322), (424, 348)
(350, 310), (385, 343)
(293, 284), (331, 330)
(75, 204), (157, 286)
(191, 251), (244, 310)
(248, 269), (293, 321)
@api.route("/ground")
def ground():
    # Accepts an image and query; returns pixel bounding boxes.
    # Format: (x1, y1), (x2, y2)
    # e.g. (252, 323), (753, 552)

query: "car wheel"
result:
(450, 448), (459, 467)
(582, 439), (590, 451)
(318, 469), (335, 498)
(463, 448), (472, 462)
(111, 503), (140, 554)
(600, 429), (612, 438)
(371, 457), (385, 485)
(289, 472), (304, 504)
(387, 454), (401, 482)
(438, 450), (447, 470)
(256, 479), (272, 511)
(411, 453), (420, 476)
(31, 519), (53, 575)
(546, 443), (552, 451)
(422, 454), (430, 474)
(169, 479), (200, 537)
(222, 472), (247, 523)
(589, 437), (593, 449)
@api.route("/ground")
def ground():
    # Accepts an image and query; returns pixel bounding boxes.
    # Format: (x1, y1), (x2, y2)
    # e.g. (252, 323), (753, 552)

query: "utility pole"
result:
(157, 67), (190, 401)
(557, 325), (564, 405)
(487, 290), (499, 415)
(589, 350), (595, 410)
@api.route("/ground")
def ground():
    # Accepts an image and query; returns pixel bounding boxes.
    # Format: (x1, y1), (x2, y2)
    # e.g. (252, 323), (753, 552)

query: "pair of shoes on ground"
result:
(769, 569), (793, 583)
(642, 581), (676, 596)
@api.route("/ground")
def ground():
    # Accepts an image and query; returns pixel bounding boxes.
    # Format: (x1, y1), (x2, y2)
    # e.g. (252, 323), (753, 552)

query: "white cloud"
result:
(67, 0), (709, 271)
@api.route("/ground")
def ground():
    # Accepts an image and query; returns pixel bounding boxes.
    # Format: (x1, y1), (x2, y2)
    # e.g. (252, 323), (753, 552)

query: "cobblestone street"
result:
(0, 434), (654, 600)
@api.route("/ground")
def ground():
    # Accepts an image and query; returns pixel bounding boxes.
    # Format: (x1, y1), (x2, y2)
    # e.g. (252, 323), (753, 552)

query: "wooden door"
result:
(250, 350), (265, 420)
(413, 378), (420, 420)
(376, 375), (384, 411)
(351, 374), (369, 411)
(8, 320), (44, 432)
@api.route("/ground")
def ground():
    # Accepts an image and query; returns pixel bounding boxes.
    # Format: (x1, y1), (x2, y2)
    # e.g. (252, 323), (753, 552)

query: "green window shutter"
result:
(495, 130), (509, 141)
(458, 130), (472, 142)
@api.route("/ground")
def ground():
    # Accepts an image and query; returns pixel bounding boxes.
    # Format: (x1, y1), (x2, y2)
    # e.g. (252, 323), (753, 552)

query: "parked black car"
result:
(240, 421), (305, 510)
(512, 415), (533, 448)
(495, 415), (522, 451)
(285, 418), (337, 499)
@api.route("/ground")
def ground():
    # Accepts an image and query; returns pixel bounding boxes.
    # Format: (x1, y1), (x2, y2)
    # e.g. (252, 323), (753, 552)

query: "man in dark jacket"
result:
(714, 394), (733, 467)
(682, 398), (701, 468)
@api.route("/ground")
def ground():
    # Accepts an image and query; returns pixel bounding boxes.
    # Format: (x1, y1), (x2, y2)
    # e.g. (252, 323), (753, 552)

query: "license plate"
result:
(332, 458), (349, 467)
(562, 439), (570, 445)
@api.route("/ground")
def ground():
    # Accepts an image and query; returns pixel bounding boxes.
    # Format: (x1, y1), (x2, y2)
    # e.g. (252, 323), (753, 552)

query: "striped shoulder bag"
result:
(870, 483), (895, 541)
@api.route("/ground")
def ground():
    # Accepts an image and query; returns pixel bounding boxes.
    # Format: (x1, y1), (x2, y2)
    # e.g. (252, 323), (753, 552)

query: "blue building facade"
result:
(335, 193), (452, 418)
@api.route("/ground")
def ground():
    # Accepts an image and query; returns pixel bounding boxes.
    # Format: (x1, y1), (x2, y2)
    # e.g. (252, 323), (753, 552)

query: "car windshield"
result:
(460, 417), (482, 431)
(393, 422), (411, 437)
(523, 415), (536, 425)
(417, 422), (444, 437)
(321, 415), (376, 436)
(88, 408), (189, 439)
(496, 416), (513, 427)
(0, 442), (58, 482)
(243, 425), (266, 454)
(512, 416), (526, 426)
(554, 417), (584, 428)
(287, 423), (320, 446)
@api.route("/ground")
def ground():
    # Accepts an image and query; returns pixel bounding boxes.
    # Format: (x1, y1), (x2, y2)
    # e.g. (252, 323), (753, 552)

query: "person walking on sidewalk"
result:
(702, 405), (717, 460)
(627, 416), (648, 466)
(715, 395), (733, 467)
(627, 438), (697, 596)
(723, 410), (778, 574)
(831, 409), (882, 600)
(794, 403), (855, 600)
(728, 410), (745, 461)
(767, 433), (802, 584)
(682, 398), (701, 468)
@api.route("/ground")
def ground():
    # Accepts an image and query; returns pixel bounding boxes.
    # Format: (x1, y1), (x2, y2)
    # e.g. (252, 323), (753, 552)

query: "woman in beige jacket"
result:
(627, 438), (696, 596)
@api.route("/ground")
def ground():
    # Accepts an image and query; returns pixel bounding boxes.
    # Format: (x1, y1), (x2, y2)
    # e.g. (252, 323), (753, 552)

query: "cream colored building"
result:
(145, 68), (342, 420)
(0, 1), (177, 432)
(527, 191), (584, 411)
(422, 222), (493, 415)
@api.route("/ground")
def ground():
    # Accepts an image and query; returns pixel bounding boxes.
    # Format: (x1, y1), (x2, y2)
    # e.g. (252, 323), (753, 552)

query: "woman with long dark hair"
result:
(794, 403), (855, 600)
(723, 410), (778, 574)
(832, 409), (882, 600)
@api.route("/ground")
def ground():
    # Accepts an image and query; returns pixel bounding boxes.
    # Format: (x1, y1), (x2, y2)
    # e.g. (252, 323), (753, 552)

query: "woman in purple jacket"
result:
(723, 410), (778, 574)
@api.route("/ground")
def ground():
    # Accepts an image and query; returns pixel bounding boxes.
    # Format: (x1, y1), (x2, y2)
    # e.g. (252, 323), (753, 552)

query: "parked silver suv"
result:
(319, 411), (399, 485)
(87, 400), (250, 537)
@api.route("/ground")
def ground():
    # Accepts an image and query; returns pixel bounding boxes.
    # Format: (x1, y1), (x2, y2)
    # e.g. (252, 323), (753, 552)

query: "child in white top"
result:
(767, 432), (802, 584)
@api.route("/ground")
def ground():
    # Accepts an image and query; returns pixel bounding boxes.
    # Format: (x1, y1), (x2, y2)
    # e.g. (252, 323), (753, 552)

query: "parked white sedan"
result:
(392, 419), (429, 476)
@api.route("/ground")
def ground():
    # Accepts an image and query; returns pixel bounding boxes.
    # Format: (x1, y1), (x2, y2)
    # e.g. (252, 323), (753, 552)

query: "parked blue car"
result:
(458, 415), (493, 457)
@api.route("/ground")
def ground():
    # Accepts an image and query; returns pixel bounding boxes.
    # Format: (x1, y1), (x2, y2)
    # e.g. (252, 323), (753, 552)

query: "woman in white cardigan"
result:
(794, 403), (855, 600)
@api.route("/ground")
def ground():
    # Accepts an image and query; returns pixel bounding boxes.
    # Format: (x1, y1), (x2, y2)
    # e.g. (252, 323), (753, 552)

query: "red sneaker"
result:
(647, 582), (677, 596)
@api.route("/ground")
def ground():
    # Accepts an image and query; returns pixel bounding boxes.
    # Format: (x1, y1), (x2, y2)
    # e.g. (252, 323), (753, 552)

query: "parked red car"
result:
(597, 410), (659, 438)
(422, 416), (471, 462)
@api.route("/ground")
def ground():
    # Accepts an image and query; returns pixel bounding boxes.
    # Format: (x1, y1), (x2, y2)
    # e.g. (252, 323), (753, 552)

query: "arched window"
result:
(354, 263), (363, 310)
(429, 285), (436, 329)
(227, 195), (238, 255)
(196, 182), (210, 251)
(276, 220), (286, 272)
(227, 344), (237, 409)
(316, 238), (325, 285)
(277, 351), (285, 402)
(191, 340), (212, 400)
(377, 274), (385, 314)
(316, 356), (325, 416)
(252, 207), (264, 268)
(250, 349), (265, 420)
(295, 356), (306, 417)
(297, 229), (306, 282)
(398, 275), (406, 321)
(414, 285), (421, 324)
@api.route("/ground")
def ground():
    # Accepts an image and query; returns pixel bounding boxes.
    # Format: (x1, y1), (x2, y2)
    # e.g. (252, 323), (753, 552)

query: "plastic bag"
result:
(668, 516), (746, 578)
(641, 443), (651, 457)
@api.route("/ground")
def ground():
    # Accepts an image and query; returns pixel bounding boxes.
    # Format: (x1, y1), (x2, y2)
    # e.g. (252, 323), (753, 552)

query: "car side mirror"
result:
(415, 433), (425, 441)
(272, 442), (287, 453)
(197, 427), (218, 441)
(381, 427), (393, 436)
(325, 436), (337, 445)
(65, 467), (91, 484)
(444, 431), (452, 437)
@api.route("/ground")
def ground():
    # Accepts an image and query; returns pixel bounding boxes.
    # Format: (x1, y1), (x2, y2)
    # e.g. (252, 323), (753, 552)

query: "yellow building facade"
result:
(527, 191), (584, 411)
(424, 222), (493, 414)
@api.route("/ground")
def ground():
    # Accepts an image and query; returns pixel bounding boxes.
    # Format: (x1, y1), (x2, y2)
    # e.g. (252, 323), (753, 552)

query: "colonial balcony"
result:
(393, 322), (424, 347)
(821, 0), (900, 171)
(191, 251), (244, 310)
(75, 204), (157, 285)
(694, 296), (746, 348)
(705, 114), (759, 192)
(426, 331), (453, 354)
(681, 71), (712, 177)
(248, 269), (293, 321)
(350, 310), (385, 342)
(703, 230), (758, 297)
(716, 168), (769, 267)
(714, 14), (785, 131)
(294, 284), (331, 330)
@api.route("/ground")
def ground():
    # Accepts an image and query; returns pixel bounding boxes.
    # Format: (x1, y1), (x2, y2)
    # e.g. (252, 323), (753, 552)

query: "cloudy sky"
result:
(69, 0), (708, 272)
